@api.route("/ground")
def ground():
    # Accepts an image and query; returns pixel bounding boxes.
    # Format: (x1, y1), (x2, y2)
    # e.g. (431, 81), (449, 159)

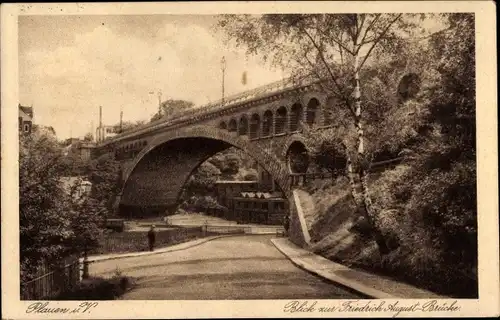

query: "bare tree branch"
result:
(303, 28), (358, 120)
(356, 13), (403, 72)
(318, 24), (355, 56)
(339, 32), (344, 64)
(302, 27), (344, 88)
(356, 15), (366, 43)
(346, 15), (357, 44)
(358, 14), (381, 47)
(302, 50), (357, 120)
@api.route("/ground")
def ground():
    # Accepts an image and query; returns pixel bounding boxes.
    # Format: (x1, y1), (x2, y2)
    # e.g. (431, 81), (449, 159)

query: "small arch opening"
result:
(306, 98), (320, 126)
(324, 97), (336, 125)
(219, 121), (227, 130)
(275, 107), (287, 134)
(238, 116), (248, 136)
(228, 119), (237, 132)
(249, 113), (260, 139)
(287, 141), (309, 174)
(398, 73), (421, 100)
(290, 103), (303, 132)
(262, 110), (273, 137)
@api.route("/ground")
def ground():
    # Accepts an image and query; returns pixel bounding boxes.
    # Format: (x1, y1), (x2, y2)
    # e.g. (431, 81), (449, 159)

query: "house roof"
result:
(19, 108), (32, 122)
(238, 192), (283, 199)
(19, 105), (33, 118)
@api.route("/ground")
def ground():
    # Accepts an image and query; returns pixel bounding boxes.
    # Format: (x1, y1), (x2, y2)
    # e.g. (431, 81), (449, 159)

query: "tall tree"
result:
(218, 14), (428, 254)
(87, 153), (123, 217)
(19, 131), (105, 282)
(113, 120), (147, 133)
(83, 132), (94, 141)
(150, 99), (195, 122)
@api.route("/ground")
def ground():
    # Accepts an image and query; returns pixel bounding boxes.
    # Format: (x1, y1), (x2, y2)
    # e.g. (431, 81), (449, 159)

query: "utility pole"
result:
(99, 105), (103, 128)
(221, 56), (226, 107)
(98, 105), (103, 143)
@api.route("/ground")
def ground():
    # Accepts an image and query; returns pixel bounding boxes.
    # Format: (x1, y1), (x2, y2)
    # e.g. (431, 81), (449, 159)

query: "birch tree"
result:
(218, 14), (427, 254)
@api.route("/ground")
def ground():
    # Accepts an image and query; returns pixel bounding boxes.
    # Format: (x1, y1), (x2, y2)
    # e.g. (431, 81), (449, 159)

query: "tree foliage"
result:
(83, 132), (94, 141)
(206, 147), (245, 179)
(185, 161), (221, 196)
(219, 13), (477, 295)
(112, 120), (147, 134)
(305, 127), (347, 178)
(180, 147), (262, 211)
(373, 14), (477, 293)
(87, 153), (123, 216)
(218, 13), (426, 254)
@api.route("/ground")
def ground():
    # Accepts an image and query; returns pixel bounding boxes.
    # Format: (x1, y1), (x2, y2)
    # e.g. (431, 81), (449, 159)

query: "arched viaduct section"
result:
(97, 83), (342, 245)
(119, 125), (291, 215)
(107, 87), (336, 166)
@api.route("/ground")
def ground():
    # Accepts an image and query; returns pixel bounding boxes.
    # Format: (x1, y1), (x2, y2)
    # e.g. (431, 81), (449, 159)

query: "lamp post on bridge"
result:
(149, 90), (163, 118)
(221, 56), (226, 107)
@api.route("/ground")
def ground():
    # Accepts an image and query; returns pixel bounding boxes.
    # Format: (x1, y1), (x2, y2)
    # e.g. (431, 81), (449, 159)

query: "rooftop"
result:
(19, 104), (33, 117)
(238, 191), (284, 199)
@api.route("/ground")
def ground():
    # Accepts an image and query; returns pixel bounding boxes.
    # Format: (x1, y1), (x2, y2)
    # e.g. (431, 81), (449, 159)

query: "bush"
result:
(354, 158), (477, 297)
(19, 131), (108, 283)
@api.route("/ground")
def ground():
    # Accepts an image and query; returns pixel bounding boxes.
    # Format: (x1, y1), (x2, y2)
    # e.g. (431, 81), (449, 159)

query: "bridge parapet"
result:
(97, 76), (319, 148)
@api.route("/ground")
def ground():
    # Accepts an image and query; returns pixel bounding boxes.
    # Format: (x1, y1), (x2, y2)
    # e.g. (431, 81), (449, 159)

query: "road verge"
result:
(271, 237), (447, 299)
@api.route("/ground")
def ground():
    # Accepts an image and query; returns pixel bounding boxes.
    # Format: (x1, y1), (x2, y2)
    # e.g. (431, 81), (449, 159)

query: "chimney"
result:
(99, 106), (103, 128)
(120, 110), (123, 133)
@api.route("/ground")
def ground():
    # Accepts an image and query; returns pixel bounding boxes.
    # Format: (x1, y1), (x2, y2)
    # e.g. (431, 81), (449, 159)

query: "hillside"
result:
(302, 167), (476, 298)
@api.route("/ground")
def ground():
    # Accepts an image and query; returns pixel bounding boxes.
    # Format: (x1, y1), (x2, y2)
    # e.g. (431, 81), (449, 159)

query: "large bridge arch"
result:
(119, 125), (291, 216)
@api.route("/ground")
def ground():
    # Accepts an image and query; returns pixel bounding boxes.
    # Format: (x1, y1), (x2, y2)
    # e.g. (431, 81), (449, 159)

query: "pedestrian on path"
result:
(147, 225), (156, 251)
(283, 215), (290, 237)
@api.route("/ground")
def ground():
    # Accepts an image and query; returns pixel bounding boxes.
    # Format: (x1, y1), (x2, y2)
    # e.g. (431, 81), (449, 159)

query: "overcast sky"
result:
(19, 15), (284, 140)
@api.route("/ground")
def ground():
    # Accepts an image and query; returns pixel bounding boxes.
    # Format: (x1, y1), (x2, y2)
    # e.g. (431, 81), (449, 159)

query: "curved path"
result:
(90, 235), (363, 300)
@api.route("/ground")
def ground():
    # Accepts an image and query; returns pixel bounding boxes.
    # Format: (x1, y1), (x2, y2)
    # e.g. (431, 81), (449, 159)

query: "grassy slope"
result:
(305, 177), (380, 268)
(304, 173), (477, 298)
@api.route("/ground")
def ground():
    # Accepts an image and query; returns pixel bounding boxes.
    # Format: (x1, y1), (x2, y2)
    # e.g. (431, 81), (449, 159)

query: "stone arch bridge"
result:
(95, 78), (338, 246)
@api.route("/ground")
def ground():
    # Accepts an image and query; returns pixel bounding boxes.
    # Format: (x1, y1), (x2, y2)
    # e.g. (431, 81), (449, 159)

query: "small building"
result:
(214, 180), (259, 210)
(232, 192), (288, 225)
(18, 104), (33, 134)
(79, 142), (96, 162)
(214, 180), (287, 225)
(63, 139), (96, 161)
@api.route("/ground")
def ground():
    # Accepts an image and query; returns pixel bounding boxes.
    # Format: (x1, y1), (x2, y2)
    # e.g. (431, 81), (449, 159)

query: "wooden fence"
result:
(21, 257), (80, 300)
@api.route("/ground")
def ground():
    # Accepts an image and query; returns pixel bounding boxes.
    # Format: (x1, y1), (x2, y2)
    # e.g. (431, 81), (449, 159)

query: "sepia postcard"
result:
(1, 1), (498, 319)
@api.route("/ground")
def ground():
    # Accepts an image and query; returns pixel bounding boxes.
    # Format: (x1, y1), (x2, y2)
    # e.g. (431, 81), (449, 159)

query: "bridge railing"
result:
(98, 76), (317, 147)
